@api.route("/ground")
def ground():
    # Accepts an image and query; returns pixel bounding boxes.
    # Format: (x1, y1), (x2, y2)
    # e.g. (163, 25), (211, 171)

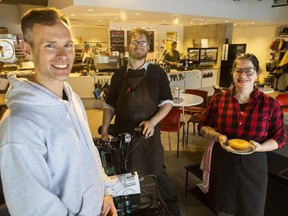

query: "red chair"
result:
(160, 108), (184, 158)
(187, 112), (203, 138)
(180, 90), (208, 144)
(275, 93), (288, 112)
(181, 89), (208, 116)
(212, 85), (223, 95)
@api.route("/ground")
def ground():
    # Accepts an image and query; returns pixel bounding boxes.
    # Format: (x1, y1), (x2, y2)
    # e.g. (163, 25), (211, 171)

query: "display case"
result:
(187, 47), (218, 66)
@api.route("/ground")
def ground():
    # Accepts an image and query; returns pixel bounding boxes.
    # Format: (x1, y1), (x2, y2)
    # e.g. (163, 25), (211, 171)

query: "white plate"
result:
(223, 142), (256, 155)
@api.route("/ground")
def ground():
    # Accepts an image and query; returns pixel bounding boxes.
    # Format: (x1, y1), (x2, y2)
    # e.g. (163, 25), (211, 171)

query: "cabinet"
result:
(201, 68), (218, 88)
(168, 69), (217, 92)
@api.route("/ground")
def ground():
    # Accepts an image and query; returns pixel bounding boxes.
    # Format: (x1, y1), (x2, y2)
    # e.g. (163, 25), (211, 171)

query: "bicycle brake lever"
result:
(134, 127), (144, 137)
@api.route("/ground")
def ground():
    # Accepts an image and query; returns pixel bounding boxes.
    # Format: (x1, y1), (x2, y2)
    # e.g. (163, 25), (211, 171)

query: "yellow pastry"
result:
(228, 139), (250, 151)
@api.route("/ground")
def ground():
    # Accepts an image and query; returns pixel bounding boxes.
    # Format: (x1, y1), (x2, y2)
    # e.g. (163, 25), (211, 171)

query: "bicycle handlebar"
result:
(94, 127), (145, 174)
(94, 127), (143, 149)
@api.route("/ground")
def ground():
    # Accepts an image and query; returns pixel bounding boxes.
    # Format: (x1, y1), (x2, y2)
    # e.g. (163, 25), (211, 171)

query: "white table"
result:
(173, 93), (203, 146)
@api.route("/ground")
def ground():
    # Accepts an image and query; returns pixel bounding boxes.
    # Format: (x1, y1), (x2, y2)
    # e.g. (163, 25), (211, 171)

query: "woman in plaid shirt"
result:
(199, 53), (287, 216)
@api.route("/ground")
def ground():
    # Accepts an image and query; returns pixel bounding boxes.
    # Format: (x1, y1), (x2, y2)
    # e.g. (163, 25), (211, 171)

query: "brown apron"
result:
(114, 69), (164, 175)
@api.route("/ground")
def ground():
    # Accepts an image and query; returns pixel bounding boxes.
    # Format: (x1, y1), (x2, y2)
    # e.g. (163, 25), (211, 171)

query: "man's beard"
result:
(129, 49), (147, 60)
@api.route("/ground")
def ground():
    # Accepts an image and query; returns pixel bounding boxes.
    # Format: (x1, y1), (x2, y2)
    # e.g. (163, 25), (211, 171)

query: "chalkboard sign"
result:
(110, 30), (125, 53)
(127, 31), (154, 52)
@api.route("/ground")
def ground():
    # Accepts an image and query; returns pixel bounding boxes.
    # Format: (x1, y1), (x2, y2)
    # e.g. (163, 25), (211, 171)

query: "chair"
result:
(275, 93), (288, 112)
(186, 87), (224, 139)
(181, 89), (208, 116)
(212, 85), (222, 95)
(187, 112), (203, 137)
(160, 108), (184, 158)
(182, 90), (208, 144)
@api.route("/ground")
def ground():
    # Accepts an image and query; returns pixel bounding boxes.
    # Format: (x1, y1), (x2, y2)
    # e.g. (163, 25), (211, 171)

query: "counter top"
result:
(169, 68), (219, 73)
(69, 72), (113, 77)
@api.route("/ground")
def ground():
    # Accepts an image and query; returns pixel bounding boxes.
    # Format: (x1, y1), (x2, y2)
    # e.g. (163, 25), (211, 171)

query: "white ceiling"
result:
(61, 5), (278, 28)
(1, 0), (287, 28)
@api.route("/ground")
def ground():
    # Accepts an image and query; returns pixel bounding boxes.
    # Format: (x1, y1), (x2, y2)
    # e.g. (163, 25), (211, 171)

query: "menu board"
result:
(127, 31), (154, 52)
(110, 30), (125, 53)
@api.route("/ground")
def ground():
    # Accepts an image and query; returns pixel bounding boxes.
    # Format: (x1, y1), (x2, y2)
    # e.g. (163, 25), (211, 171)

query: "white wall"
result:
(232, 25), (277, 83)
(70, 26), (108, 44)
(0, 4), (21, 34)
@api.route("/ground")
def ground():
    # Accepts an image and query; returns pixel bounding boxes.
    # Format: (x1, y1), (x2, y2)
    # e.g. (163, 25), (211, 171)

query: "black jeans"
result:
(156, 170), (181, 216)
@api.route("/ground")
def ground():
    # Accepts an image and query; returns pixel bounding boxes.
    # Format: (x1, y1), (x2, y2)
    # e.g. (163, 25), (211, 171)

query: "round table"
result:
(173, 93), (203, 108)
(173, 93), (203, 146)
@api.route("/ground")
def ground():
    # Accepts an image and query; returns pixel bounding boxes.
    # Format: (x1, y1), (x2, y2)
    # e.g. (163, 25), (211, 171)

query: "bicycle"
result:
(94, 127), (172, 216)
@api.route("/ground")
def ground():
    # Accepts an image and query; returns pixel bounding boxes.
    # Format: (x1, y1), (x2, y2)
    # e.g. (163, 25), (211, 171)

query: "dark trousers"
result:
(0, 204), (10, 216)
(156, 170), (181, 216)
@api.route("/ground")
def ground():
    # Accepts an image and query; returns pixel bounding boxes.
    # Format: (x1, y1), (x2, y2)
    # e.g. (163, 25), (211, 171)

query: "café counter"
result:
(67, 73), (112, 109)
(67, 68), (218, 109)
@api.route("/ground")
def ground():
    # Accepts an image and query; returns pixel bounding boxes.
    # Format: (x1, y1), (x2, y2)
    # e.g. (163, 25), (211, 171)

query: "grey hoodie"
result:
(0, 73), (109, 216)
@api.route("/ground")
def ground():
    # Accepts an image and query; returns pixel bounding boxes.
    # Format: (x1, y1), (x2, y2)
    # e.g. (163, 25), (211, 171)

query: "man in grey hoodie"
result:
(0, 8), (117, 216)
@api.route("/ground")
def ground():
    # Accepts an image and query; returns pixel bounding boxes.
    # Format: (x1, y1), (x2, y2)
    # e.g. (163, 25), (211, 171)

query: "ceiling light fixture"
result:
(174, 17), (178, 24)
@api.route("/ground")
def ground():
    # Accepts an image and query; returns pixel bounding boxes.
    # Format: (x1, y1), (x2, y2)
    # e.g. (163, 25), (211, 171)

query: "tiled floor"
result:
(87, 109), (215, 216)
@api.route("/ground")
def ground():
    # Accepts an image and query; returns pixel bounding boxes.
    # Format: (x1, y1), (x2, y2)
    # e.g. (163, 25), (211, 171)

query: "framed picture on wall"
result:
(127, 30), (154, 52)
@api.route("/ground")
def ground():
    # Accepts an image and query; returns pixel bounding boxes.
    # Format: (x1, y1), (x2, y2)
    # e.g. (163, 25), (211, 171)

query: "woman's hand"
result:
(101, 195), (118, 216)
(218, 134), (228, 148)
(250, 139), (278, 152)
(249, 140), (260, 152)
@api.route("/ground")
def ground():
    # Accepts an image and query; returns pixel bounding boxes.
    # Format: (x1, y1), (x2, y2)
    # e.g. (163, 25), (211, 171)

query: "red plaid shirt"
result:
(200, 87), (287, 148)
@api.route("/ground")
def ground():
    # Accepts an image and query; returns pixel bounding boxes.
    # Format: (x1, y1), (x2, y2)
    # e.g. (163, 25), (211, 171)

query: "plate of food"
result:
(223, 139), (256, 155)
